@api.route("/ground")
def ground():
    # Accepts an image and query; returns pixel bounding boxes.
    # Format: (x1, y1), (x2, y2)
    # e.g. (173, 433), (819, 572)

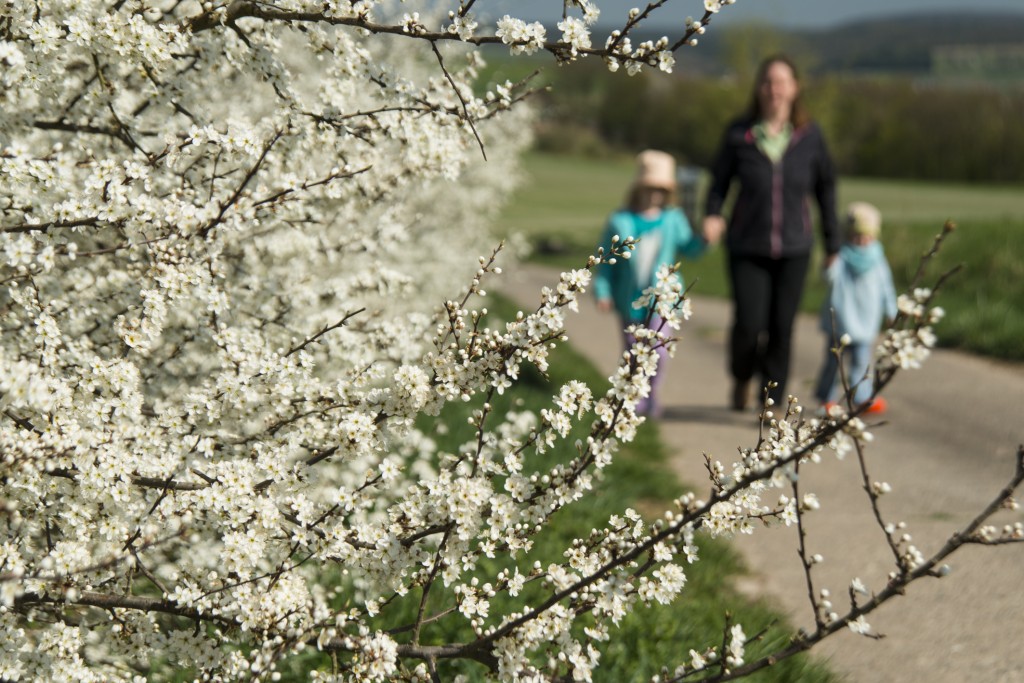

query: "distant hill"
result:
(792, 11), (1024, 72)
(613, 10), (1024, 75)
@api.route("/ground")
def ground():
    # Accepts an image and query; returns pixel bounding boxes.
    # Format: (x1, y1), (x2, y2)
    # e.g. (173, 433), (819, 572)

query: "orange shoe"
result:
(863, 397), (888, 415)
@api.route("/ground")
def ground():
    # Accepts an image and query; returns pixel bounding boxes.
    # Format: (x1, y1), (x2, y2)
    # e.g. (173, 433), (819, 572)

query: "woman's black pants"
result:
(727, 252), (811, 406)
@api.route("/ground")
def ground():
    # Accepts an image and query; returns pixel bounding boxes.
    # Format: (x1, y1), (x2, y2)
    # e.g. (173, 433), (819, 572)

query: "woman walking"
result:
(703, 55), (840, 410)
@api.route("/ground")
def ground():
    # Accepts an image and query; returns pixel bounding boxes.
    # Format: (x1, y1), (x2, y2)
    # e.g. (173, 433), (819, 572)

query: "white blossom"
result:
(848, 615), (872, 635)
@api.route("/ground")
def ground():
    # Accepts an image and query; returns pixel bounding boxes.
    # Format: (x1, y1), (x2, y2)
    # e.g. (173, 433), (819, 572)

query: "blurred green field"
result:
(494, 152), (1024, 360)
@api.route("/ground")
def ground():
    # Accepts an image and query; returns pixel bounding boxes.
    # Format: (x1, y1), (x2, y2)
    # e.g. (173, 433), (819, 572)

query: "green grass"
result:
(495, 152), (638, 264)
(495, 151), (1024, 360)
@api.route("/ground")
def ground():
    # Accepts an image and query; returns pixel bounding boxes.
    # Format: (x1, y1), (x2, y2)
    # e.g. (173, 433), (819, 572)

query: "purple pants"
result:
(621, 314), (669, 418)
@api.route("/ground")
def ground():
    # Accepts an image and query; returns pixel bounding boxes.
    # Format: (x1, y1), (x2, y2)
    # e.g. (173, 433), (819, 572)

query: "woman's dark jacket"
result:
(705, 118), (840, 259)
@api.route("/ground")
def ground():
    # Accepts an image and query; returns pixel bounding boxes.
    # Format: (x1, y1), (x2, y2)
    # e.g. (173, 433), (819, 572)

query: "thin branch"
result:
(284, 308), (366, 357)
(184, 2), (708, 66)
(431, 41), (486, 160)
(670, 446), (1024, 683)
(16, 590), (237, 626)
(199, 130), (283, 239)
(251, 166), (371, 210)
(3, 410), (42, 434)
(907, 221), (956, 292)
(791, 463), (826, 631)
(2, 217), (105, 234)
(32, 120), (141, 149)
(130, 475), (208, 491)
(669, 10), (714, 52)
(412, 527), (453, 645)
(607, 0), (672, 52)
(853, 431), (905, 567)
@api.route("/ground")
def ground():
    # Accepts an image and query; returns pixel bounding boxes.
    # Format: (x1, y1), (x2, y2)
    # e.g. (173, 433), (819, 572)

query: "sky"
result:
(484, 0), (1024, 29)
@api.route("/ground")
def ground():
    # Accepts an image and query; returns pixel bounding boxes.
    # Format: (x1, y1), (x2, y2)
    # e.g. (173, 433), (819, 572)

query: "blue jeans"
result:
(815, 339), (874, 404)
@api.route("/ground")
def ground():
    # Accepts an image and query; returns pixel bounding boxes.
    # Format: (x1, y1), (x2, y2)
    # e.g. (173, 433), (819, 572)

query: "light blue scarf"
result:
(840, 241), (884, 276)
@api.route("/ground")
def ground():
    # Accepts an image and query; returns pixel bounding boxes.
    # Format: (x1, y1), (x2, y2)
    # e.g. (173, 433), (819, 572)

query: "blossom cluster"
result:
(496, 15), (548, 56)
(877, 287), (943, 372)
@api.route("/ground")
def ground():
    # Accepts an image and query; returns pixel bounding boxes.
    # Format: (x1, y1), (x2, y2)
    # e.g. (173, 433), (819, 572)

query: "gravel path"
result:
(501, 262), (1024, 683)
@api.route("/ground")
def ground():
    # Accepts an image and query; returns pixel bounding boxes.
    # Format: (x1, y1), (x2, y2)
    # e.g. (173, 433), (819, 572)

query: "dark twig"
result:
(431, 41), (486, 160)
(284, 308), (366, 357)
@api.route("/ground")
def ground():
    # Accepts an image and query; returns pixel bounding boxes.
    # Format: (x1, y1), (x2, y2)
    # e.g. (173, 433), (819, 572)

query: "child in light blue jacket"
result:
(594, 150), (709, 417)
(815, 202), (897, 413)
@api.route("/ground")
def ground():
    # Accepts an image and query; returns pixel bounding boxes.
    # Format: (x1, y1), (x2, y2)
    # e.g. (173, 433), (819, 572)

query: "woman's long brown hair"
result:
(744, 54), (811, 129)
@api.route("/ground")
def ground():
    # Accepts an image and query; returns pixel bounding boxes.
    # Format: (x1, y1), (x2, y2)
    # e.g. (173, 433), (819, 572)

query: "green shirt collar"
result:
(752, 121), (793, 163)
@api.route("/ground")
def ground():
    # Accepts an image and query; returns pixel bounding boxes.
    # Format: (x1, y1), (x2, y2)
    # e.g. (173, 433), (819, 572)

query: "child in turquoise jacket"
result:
(594, 150), (710, 417)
